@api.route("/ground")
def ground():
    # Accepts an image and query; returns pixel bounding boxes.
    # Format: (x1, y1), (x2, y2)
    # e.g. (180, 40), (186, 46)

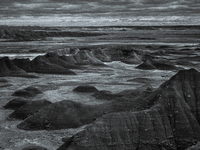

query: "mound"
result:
(31, 55), (76, 75)
(58, 68), (200, 150)
(73, 85), (99, 93)
(21, 145), (48, 150)
(0, 57), (37, 78)
(92, 90), (123, 100)
(17, 100), (110, 130)
(136, 60), (156, 70)
(122, 51), (143, 64)
(12, 58), (33, 72)
(59, 55), (77, 65)
(12, 86), (42, 97)
(110, 50), (124, 61)
(3, 98), (28, 110)
(9, 99), (52, 120)
(136, 59), (179, 70)
(73, 50), (104, 65)
(0, 78), (8, 82)
(91, 48), (112, 62)
(127, 78), (152, 83)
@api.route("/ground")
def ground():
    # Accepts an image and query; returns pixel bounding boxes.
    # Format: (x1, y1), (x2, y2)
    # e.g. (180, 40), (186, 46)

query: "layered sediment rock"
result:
(91, 48), (112, 62)
(17, 100), (110, 130)
(73, 50), (104, 65)
(136, 59), (179, 70)
(122, 51), (143, 64)
(30, 53), (77, 74)
(3, 98), (29, 110)
(12, 86), (43, 97)
(57, 68), (200, 150)
(73, 85), (99, 93)
(0, 57), (37, 78)
(9, 99), (52, 120)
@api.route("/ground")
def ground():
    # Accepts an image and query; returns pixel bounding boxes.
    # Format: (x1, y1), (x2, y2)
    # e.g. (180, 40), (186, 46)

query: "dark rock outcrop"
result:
(73, 85), (99, 93)
(12, 58), (33, 72)
(58, 68), (200, 150)
(92, 90), (123, 100)
(73, 50), (104, 65)
(3, 98), (28, 110)
(12, 53), (77, 75)
(21, 145), (48, 150)
(136, 59), (179, 70)
(17, 100), (110, 130)
(30, 53), (76, 75)
(122, 51), (143, 64)
(127, 78), (152, 83)
(136, 60), (156, 70)
(91, 48), (112, 62)
(9, 99), (52, 120)
(12, 86), (42, 97)
(0, 57), (37, 78)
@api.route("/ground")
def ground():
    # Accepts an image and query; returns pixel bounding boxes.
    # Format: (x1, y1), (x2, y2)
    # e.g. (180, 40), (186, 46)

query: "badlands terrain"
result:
(0, 26), (200, 150)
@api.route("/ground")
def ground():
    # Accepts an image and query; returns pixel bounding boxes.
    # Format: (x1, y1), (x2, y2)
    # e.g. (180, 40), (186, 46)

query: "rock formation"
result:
(12, 58), (33, 72)
(73, 85), (99, 93)
(12, 86), (43, 97)
(57, 68), (200, 150)
(17, 100), (110, 130)
(91, 48), (112, 62)
(136, 59), (179, 70)
(121, 51), (143, 64)
(3, 98), (29, 110)
(73, 50), (104, 65)
(9, 99), (52, 120)
(30, 53), (77, 74)
(21, 145), (48, 150)
(0, 57), (37, 78)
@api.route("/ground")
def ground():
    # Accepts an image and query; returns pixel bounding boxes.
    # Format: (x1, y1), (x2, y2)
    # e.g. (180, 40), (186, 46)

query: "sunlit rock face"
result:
(0, 57), (37, 78)
(58, 68), (200, 150)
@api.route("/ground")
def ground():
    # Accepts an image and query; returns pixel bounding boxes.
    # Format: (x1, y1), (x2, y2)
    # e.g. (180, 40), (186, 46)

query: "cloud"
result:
(0, 0), (199, 25)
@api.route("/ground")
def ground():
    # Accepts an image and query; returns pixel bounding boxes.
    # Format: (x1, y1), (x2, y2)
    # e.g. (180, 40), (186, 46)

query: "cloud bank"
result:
(0, 0), (200, 26)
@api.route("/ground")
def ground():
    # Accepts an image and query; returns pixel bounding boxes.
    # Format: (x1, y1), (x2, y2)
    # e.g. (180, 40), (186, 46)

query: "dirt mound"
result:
(12, 86), (43, 97)
(91, 48), (112, 62)
(17, 100), (110, 130)
(4, 98), (29, 110)
(0, 57), (37, 78)
(73, 50), (104, 65)
(136, 59), (180, 70)
(9, 99), (52, 120)
(73, 85), (99, 93)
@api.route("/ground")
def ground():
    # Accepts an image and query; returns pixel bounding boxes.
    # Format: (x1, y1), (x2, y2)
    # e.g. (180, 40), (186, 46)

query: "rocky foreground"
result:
(1, 45), (200, 150)
(55, 68), (200, 150)
(3, 68), (200, 150)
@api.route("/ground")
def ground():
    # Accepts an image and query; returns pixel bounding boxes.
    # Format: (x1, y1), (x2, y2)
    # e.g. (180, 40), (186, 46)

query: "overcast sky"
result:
(0, 0), (200, 26)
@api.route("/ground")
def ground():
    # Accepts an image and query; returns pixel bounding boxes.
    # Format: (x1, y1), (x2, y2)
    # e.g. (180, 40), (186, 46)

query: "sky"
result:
(0, 0), (200, 26)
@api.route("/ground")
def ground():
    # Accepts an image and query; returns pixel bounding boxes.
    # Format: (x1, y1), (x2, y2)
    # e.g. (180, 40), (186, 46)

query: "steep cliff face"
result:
(58, 68), (200, 150)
